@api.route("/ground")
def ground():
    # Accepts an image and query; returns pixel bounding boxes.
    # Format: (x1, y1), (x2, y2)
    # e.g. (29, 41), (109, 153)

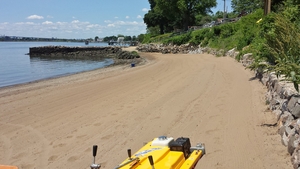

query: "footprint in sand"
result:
(94, 122), (101, 126)
(85, 147), (91, 153)
(76, 135), (86, 138)
(48, 155), (58, 162)
(53, 143), (66, 148)
(101, 134), (113, 140)
(66, 135), (73, 139)
(20, 164), (34, 169)
(205, 128), (219, 135)
(67, 156), (79, 162)
(12, 152), (26, 159)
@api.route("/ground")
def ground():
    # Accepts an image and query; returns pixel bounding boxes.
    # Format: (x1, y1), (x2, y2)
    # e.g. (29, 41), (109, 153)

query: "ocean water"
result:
(0, 42), (114, 88)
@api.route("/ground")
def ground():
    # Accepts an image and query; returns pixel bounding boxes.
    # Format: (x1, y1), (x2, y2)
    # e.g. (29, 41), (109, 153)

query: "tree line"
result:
(142, 0), (292, 36)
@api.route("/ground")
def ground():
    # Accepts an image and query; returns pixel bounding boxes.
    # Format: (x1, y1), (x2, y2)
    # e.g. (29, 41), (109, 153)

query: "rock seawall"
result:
(262, 73), (300, 169)
(137, 43), (300, 168)
(29, 46), (140, 60)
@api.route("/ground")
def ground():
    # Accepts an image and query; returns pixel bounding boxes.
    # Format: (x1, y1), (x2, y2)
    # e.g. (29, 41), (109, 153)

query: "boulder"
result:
(288, 134), (299, 155)
(288, 96), (300, 112)
(292, 147), (300, 169)
(292, 104), (300, 118)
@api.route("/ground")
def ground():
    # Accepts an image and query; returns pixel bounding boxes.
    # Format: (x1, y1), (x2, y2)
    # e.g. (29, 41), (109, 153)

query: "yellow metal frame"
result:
(117, 138), (204, 169)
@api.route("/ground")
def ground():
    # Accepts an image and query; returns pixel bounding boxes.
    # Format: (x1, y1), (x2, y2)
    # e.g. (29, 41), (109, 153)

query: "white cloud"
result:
(87, 24), (99, 28)
(0, 18), (146, 38)
(142, 8), (149, 12)
(49, 27), (58, 30)
(27, 15), (44, 20)
(137, 15), (142, 19)
(71, 20), (80, 23)
(114, 17), (119, 19)
(42, 21), (53, 25)
(57, 22), (67, 25)
(107, 24), (115, 27)
(126, 16), (130, 19)
(16, 22), (35, 25)
(115, 21), (126, 25)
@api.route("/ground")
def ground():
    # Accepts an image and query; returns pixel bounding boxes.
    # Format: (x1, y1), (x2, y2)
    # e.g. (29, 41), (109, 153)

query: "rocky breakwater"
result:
(136, 43), (238, 57)
(29, 46), (140, 61)
(137, 43), (199, 54)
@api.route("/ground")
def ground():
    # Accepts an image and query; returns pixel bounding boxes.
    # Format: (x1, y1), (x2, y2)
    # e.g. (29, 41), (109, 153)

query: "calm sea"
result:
(0, 42), (114, 88)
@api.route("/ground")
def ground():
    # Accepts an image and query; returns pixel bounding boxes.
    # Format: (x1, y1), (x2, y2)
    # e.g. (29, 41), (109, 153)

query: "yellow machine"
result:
(91, 136), (205, 169)
(0, 136), (205, 169)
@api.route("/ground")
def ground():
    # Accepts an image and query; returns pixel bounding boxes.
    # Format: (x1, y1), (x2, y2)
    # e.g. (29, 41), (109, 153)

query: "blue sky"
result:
(0, 0), (231, 39)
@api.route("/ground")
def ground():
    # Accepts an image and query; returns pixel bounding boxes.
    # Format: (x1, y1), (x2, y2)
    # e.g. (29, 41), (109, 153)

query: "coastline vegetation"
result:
(139, 0), (300, 91)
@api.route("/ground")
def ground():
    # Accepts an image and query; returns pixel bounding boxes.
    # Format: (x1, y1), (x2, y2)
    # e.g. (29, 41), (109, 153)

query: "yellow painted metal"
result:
(116, 138), (203, 169)
(0, 165), (18, 169)
(180, 150), (204, 169)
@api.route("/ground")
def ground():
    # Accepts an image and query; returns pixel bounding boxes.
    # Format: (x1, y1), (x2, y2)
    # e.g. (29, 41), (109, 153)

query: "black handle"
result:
(148, 155), (154, 166)
(93, 145), (98, 157)
(127, 149), (132, 159)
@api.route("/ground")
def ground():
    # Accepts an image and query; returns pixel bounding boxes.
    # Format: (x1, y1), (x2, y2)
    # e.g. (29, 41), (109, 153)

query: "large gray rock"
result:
(288, 134), (299, 155)
(282, 131), (289, 146)
(292, 104), (300, 118)
(292, 147), (300, 169)
(261, 74), (270, 86)
(288, 96), (300, 112)
(115, 51), (140, 59)
(279, 111), (294, 127)
(280, 100), (289, 112)
(241, 53), (253, 67)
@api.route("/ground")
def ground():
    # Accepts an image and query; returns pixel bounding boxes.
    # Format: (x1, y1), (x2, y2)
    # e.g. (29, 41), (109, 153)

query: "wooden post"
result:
(223, 0), (226, 19)
(267, 0), (271, 14)
(264, 0), (271, 15)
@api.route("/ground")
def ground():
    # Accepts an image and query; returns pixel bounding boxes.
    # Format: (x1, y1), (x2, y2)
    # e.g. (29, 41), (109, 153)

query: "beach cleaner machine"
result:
(90, 136), (205, 169)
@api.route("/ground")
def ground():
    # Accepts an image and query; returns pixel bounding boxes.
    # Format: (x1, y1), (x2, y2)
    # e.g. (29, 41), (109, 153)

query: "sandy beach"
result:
(0, 48), (292, 169)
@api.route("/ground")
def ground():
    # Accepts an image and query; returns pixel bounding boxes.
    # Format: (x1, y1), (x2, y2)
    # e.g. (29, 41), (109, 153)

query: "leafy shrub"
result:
(162, 32), (192, 45)
(142, 34), (152, 43)
(265, 14), (300, 91)
(149, 33), (172, 42)
(249, 13), (300, 91)
(218, 24), (236, 39)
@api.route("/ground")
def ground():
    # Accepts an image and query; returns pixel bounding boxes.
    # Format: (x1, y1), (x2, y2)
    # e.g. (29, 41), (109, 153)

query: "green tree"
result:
(279, 0), (300, 24)
(144, 9), (168, 34)
(144, 0), (171, 34)
(95, 36), (99, 42)
(155, 0), (217, 30)
(124, 36), (132, 41)
(132, 36), (137, 41)
(231, 0), (262, 14)
(103, 36), (117, 42)
(195, 15), (212, 25)
(137, 34), (145, 42)
(146, 26), (160, 36)
(148, 0), (156, 9)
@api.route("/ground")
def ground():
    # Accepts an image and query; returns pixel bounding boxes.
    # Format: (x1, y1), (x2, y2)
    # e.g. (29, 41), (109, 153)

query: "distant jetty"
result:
(29, 46), (139, 60)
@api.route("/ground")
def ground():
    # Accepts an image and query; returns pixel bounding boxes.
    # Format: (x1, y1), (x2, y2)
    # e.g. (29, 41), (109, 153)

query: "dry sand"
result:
(0, 48), (292, 169)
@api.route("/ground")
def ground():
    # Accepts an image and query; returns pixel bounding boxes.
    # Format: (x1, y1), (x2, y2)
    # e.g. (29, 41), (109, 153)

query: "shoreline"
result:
(0, 47), (147, 96)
